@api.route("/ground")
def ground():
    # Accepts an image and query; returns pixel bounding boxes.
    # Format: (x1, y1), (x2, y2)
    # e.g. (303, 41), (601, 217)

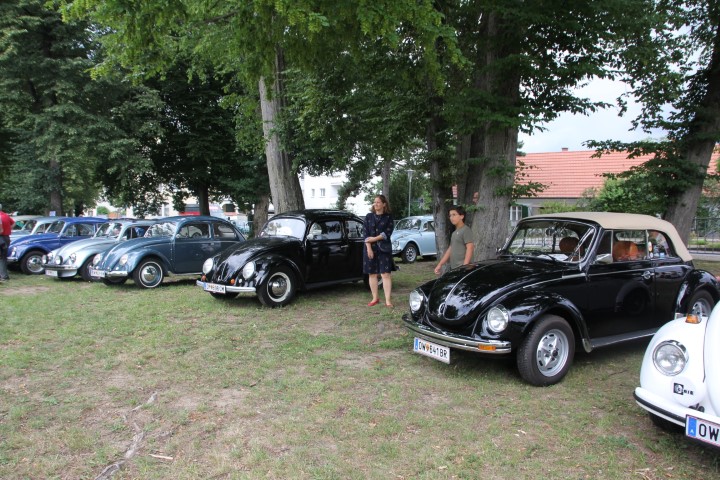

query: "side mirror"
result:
(594, 253), (613, 265)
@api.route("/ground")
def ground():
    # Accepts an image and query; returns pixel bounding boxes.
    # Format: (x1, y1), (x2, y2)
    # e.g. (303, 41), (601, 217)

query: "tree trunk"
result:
(196, 184), (210, 216)
(381, 158), (391, 200)
(426, 113), (453, 257)
(252, 194), (271, 238)
(258, 48), (304, 214)
(49, 155), (63, 215)
(665, 33), (720, 243)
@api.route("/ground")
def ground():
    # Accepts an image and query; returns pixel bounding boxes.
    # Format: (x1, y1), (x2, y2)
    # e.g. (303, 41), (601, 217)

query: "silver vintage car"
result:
(42, 220), (153, 281)
(391, 215), (437, 263)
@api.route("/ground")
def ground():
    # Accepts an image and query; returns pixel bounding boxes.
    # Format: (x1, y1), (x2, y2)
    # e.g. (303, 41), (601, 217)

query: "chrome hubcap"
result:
(536, 329), (569, 377)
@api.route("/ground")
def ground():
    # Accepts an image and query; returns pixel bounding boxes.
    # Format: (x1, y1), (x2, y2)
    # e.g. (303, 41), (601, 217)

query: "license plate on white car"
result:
(45, 269), (58, 277)
(89, 268), (105, 278)
(686, 415), (720, 448)
(413, 337), (450, 364)
(203, 282), (226, 294)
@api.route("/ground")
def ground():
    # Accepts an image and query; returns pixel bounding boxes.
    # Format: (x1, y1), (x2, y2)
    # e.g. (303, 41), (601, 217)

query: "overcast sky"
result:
(518, 79), (666, 153)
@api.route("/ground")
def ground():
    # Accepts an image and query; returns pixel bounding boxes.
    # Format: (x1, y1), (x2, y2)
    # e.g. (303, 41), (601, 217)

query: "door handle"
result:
(642, 271), (654, 280)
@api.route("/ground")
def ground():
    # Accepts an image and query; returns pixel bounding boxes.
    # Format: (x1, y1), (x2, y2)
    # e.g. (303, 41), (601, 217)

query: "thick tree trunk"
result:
(665, 34), (720, 243)
(196, 184), (210, 216)
(381, 158), (391, 200)
(426, 114), (453, 256)
(252, 194), (271, 238)
(258, 49), (304, 214)
(49, 156), (62, 215)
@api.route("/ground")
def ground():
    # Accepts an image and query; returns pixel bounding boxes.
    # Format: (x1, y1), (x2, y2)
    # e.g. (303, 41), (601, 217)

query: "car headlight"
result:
(10, 247), (16, 257)
(653, 340), (688, 376)
(55, 256), (63, 265)
(119, 254), (129, 266)
(202, 258), (214, 274)
(242, 261), (256, 280)
(486, 306), (510, 333)
(409, 289), (425, 313)
(93, 253), (102, 265)
(42, 254), (48, 264)
(392, 241), (399, 249)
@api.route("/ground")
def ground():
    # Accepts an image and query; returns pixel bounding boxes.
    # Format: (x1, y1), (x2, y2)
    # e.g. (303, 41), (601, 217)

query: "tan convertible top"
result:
(527, 211), (692, 262)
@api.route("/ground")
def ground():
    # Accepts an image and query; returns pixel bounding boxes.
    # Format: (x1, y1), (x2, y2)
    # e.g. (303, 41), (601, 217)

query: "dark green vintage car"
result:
(403, 212), (720, 386)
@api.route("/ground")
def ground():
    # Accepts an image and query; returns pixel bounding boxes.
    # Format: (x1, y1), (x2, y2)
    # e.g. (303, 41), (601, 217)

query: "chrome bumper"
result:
(106, 270), (129, 278)
(42, 264), (78, 272)
(402, 314), (512, 354)
(196, 280), (256, 294)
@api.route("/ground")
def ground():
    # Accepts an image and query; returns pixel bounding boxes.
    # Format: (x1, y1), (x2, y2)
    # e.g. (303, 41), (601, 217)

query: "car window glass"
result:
(648, 230), (674, 258)
(262, 218), (306, 239)
(425, 221), (435, 232)
(130, 226), (149, 239)
(177, 223), (210, 239)
(308, 221), (342, 241)
(214, 222), (237, 239)
(79, 224), (95, 236)
(506, 220), (592, 262)
(65, 225), (78, 237)
(146, 222), (176, 237)
(47, 221), (65, 234)
(611, 230), (645, 261)
(395, 219), (413, 230)
(347, 220), (364, 239)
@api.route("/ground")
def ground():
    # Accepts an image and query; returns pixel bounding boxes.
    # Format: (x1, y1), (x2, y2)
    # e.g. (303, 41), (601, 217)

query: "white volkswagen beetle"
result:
(634, 306), (720, 449)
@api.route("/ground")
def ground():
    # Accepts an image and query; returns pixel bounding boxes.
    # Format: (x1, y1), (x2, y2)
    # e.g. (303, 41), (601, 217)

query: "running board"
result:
(586, 328), (658, 351)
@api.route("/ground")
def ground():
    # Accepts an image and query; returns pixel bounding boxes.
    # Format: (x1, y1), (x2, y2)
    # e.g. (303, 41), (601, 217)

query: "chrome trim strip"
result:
(106, 271), (129, 278)
(402, 314), (512, 354)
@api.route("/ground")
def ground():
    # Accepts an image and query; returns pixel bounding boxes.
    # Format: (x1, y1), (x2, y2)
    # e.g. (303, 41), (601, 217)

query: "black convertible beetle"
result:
(403, 212), (720, 386)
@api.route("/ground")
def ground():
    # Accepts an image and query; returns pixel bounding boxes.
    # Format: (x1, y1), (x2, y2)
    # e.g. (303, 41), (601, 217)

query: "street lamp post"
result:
(407, 169), (414, 217)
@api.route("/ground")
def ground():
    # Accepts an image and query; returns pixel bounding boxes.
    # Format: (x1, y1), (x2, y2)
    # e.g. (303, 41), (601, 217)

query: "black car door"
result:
(305, 220), (348, 284)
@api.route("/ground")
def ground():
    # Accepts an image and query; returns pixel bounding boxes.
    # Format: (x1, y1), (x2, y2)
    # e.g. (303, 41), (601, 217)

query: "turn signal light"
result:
(230, 278), (236, 285)
(478, 345), (497, 352)
(685, 314), (701, 324)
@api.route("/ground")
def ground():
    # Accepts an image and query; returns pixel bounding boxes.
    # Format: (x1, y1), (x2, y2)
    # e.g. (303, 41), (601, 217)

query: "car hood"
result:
(100, 236), (170, 265)
(54, 237), (117, 256)
(425, 258), (571, 326)
(391, 230), (419, 241)
(211, 236), (302, 279)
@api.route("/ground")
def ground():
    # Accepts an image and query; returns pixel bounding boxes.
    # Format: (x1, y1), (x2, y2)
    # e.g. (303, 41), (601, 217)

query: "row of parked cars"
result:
(8, 210), (720, 449)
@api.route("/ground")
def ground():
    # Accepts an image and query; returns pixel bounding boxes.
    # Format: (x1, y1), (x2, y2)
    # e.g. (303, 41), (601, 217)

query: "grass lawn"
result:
(2, 258), (720, 479)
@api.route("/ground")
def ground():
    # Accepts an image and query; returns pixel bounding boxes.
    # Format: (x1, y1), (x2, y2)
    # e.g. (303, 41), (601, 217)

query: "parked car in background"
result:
(634, 306), (720, 449)
(9, 216), (64, 241)
(7, 217), (107, 274)
(42, 220), (153, 281)
(90, 216), (244, 288)
(198, 209), (366, 307)
(391, 215), (437, 263)
(403, 212), (720, 386)
(9, 215), (41, 239)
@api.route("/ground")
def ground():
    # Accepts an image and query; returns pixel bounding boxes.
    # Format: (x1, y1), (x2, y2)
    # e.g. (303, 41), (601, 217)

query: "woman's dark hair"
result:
(449, 205), (466, 219)
(371, 194), (392, 214)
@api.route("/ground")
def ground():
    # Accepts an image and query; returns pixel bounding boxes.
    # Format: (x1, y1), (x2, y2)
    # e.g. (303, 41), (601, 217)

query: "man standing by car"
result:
(0, 204), (15, 282)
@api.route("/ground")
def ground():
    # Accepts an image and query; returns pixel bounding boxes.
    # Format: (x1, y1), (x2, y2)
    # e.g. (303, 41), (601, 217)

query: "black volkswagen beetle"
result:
(403, 212), (720, 386)
(197, 209), (367, 307)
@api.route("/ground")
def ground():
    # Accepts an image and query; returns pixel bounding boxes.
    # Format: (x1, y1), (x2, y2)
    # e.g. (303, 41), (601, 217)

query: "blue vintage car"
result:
(391, 215), (437, 263)
(7, 217), (107, 274)
(89, 216), (245, 288)
(42, 220), (153, 281)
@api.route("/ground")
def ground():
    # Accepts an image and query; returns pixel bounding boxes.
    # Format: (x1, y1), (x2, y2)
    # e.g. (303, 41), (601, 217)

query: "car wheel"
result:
(517, 314), (575, 386)
(648, 413), (683, 433)
(687, 290), (714, 317)
(401, 244), (418, 263)
(102, 277), (128, 286)
(80, 258), (94, 282)
(257, 266), (296, 307)
(210, 291), (239, 300)
(20, 250), (45, 275)
(133, 259), (164, 289)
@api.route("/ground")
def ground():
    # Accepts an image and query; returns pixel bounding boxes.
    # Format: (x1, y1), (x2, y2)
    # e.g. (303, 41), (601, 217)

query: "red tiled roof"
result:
(518, 149), (720, 198)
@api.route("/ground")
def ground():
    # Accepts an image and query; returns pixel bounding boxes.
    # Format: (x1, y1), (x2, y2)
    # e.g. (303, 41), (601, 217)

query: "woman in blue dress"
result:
(363, 194), (395, 307)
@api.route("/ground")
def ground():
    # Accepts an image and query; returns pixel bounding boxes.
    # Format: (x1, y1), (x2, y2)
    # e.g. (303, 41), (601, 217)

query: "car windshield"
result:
(95, 222), (124, 238)
(46, 220), (66, 234)
(503, 219), (594, 262)
(395, 218), (421, 230)
(260, 218), (306, 239)
(145, 222), (177, 237)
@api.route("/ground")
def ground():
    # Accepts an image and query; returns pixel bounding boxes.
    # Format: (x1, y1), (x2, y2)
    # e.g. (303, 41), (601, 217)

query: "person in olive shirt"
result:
(434, 205), (475, 275)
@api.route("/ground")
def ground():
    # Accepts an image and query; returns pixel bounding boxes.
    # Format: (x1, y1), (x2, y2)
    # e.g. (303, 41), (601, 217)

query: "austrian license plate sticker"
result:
(203, 282), (226, 294)
(45, 269), (58, 277)
(413, 337), (450, 364)
(686, 415), (720, 448)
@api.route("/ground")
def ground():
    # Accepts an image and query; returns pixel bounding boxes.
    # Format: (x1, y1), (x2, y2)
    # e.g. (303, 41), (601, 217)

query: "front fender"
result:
(254, 254), (304, 289)
(497, 291), (588, 350)
(676, 270), (720, 313)
(126, 248), (172, 274)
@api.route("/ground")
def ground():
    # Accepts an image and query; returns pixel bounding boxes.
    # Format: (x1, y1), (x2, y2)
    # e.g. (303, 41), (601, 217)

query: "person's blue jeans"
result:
(0, 235), (10, 280)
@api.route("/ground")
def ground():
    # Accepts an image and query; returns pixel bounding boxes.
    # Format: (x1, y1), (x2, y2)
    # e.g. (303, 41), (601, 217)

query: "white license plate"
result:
(686, 415), (720, 448)
(89, 268), (105, 278)
(45, 269), (58, 277)
(203, 282), (226, 294)
(413, 337), (450, 364)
